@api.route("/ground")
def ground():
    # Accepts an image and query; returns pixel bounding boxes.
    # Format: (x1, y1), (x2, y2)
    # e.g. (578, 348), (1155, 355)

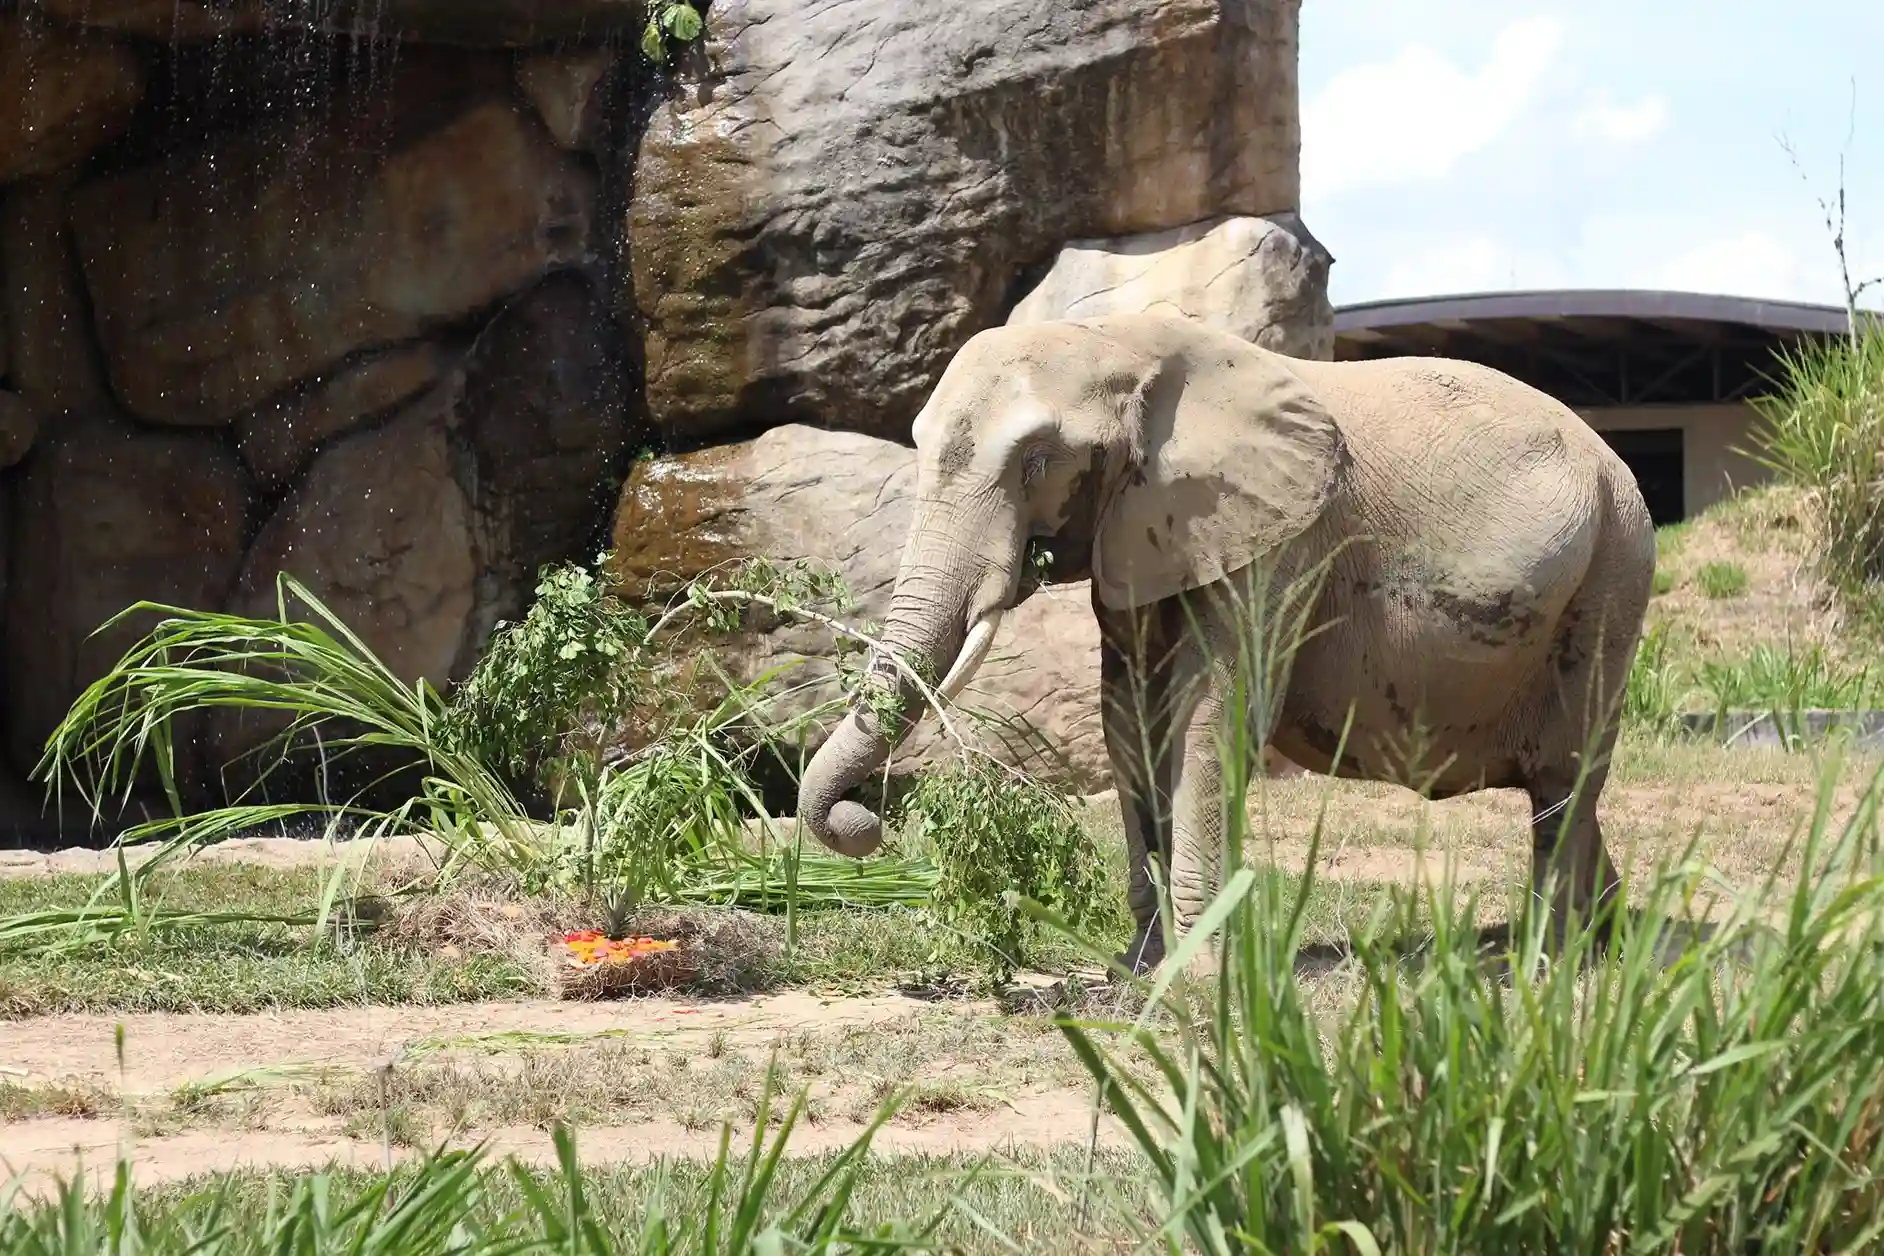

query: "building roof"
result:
(1332, 288), (1866, 407)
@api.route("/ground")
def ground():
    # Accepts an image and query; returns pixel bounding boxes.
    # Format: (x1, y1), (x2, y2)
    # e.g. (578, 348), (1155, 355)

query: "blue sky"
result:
(1298, 1), (1884, 309)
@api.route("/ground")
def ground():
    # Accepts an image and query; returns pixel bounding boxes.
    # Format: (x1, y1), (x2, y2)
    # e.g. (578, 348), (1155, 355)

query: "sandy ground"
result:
(4, 1091), (1128, 1195)
(0, 992), (956, 1094)
(0, 989), (1127, 1193)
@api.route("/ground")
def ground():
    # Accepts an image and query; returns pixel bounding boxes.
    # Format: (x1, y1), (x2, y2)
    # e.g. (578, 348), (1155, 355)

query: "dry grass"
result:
(1649, 487), (1848, 661)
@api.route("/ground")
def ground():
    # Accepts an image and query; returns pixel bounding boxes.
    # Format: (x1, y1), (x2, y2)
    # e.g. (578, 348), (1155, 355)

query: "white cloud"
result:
(1648, 229), (1817, 301)
(1374, 234), (1570, 299)
(1570, 91), (1668, 145)
(1301, 15), (1567, 203)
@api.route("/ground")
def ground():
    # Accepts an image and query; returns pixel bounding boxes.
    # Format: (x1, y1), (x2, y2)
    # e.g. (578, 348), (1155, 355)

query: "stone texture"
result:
(1006, 212), (1335, 360)
(515, 48), (616, 151)
(69, 96), (597, 426)
(227, 396), (476, 692)
(33, 0), (266, 41)
(4, 412), (250, 778)
(627, 0), (1302, 444)
(454, 269), (631, 655)
(235, 342), (455, 490)
(218, 269), (625, 773)
(1, 176), (115, 418)
(0, 391), (41, 469)
(0, 17), (145, 184)
(610, 425), (1108, 788)
(36, 0), (646, 46)
(211, 388), (474, 790)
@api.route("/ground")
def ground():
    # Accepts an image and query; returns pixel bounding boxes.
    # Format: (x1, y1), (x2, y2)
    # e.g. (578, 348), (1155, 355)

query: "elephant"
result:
(794, 311), (1657, 973)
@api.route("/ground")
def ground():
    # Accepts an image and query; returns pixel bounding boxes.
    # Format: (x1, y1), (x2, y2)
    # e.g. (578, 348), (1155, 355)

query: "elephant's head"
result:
(795, 313), (1341, 856)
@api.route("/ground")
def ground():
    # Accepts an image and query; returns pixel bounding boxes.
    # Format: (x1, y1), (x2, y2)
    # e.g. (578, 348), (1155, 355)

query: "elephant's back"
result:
(1281, 355), (1612, 730)
(1287, 355), (1608, 577)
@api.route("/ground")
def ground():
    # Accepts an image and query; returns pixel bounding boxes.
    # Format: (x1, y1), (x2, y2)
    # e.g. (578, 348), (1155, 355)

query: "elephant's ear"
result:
(1091, 347), (1342, 611)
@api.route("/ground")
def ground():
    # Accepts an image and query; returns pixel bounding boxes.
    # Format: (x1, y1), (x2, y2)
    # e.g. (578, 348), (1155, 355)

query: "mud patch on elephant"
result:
(1431, 587), (1541, 647)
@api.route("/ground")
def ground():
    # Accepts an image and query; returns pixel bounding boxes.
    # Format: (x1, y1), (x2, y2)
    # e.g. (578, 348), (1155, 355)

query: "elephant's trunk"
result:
(797, 603), (1002, 857)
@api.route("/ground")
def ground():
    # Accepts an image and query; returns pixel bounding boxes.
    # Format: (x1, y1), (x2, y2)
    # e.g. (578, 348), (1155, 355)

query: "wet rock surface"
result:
(234, 342), (457, 490)
(515, 48), (617, 151)
(4, 412), (251, 778)
(0, 16), (146, 184)
(626, 0), (1303, 444)
(454, 269), (632, 652)
(69, 96), (597, 425)
(35, 0), (648, 46)
(1, 174), (115, 417)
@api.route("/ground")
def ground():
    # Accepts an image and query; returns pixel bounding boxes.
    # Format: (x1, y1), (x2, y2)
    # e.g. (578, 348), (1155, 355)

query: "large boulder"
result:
(4, 412), (251, 779)
(0, 17), (145, 184)
(1, 175), (116, 419)
(610, 425), (1109, 788)
(1006, 212), (1336, 360)
(35, 0), (648, 46)
(69, 95), (598, 425)
(226, 397), (477, 693)
(234, 341), (456, 490)
(626, 0), (1304, 445)
(454, 268), (632, 649)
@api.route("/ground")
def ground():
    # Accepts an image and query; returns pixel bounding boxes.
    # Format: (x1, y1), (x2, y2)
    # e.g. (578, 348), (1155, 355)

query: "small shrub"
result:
(903, 756), (1112, 984)
(1695, 559), (1750, 599)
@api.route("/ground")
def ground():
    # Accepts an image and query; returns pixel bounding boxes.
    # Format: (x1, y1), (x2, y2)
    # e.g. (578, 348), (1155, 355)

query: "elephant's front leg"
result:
(1163, 663), (1230, 953)
(1098, 618), (1175, 976)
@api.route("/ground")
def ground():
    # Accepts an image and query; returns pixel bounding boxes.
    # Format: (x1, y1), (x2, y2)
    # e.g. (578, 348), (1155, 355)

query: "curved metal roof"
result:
(1332, 287), (1868, 407)
(1335, 287), (1859, 336)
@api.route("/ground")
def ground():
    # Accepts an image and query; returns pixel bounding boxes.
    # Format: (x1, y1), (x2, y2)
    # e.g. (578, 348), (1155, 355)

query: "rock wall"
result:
(0, 0), (1320, 836)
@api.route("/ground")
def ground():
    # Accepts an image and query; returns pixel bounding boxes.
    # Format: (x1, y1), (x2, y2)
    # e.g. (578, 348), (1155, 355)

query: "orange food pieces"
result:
(556, 929), (682, 966)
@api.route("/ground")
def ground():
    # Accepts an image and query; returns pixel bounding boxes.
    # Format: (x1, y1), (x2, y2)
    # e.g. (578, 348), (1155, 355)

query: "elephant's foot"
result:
(1110, 919), (1222, 987)
(1112, 917), (1165, 978)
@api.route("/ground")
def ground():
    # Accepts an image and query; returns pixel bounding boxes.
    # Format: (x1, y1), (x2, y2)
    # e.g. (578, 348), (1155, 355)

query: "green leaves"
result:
(1038, 755), (1884, 1254)
(641, 2), (706, 65)
(903, 757), (1114, 983)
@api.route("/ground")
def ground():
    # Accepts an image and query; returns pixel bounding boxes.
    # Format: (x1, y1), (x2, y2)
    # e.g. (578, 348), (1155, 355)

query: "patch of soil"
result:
(1, 1090), (1128, 1195)
(0, 991), (946, 1095)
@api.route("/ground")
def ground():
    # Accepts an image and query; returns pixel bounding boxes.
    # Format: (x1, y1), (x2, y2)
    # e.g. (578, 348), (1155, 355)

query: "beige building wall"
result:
(1576, 402), (1773, 518)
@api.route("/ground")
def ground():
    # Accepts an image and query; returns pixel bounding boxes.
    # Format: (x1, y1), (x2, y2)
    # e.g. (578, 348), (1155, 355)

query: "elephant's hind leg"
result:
(1525, 577), (1643, 946)
(1526, 767), (1621, 946)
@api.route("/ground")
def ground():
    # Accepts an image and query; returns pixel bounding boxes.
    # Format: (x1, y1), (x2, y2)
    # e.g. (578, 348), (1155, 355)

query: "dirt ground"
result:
(3, 752), (1877, 1194)
(0, 990), (1127, 1192)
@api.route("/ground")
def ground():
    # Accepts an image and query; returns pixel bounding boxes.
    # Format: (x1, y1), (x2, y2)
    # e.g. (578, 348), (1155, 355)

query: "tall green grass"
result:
(1028, 559), (1884, 1252)
(1748, 322), (1884, 619)
(2, 1074), (965, 1254)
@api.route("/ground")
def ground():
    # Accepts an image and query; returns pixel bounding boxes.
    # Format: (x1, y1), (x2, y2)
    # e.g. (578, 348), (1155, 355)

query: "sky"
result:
(1298, 1), (1884, 309)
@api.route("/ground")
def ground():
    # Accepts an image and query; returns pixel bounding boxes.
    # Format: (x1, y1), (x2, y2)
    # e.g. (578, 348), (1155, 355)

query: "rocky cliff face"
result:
(0, 0), (1320, 835)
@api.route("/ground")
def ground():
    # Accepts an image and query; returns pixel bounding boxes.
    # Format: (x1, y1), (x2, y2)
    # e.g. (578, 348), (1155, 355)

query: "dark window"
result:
(1598, 428), (1685, 526)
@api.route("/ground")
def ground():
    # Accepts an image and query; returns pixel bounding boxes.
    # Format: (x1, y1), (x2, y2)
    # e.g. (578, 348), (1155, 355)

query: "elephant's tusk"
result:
(937, 612), (1002, 702)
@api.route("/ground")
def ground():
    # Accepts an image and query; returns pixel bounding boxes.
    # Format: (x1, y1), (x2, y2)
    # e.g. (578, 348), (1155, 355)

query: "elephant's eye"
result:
(1020, 443), (1052, 488)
